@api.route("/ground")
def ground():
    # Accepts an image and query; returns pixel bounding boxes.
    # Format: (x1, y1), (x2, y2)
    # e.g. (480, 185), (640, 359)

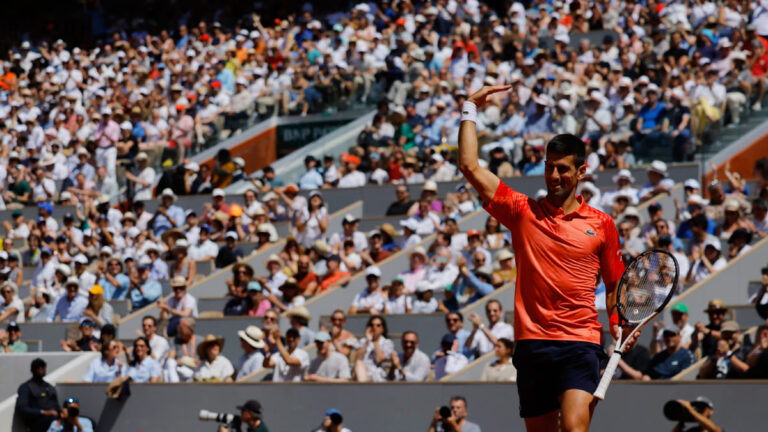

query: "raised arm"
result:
(458, 86), (510, 203)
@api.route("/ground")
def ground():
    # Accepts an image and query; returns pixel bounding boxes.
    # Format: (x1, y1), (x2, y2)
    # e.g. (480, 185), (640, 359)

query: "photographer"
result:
(313, 408), (352, 432)
(428, 396), (482, 432)
(46, 397), (94, 432)
(217, 400), (269, 432)
(669, 397), (722, 432)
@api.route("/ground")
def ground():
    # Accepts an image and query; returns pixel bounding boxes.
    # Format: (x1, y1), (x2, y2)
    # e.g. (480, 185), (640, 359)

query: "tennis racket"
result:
(593, 249), (680, 400)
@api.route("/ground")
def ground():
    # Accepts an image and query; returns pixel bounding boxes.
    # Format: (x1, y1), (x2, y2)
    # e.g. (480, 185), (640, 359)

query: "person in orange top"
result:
(319, 255), (350, 293)
(458, 86), (637, 432)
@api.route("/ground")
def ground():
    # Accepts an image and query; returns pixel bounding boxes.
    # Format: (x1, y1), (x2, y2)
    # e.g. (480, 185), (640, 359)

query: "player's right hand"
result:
(467, 85), (512, 108)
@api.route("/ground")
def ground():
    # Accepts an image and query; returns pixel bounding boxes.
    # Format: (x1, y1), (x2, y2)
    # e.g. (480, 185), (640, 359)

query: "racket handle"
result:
(594, 351), (621, 400)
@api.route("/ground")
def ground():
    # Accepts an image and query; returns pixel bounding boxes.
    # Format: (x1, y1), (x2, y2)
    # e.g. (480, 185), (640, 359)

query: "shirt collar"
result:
(540, 195), (590, 219)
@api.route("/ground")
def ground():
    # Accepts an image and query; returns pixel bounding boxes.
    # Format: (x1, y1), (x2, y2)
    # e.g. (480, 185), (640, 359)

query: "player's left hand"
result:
(611, 323), (640, 352)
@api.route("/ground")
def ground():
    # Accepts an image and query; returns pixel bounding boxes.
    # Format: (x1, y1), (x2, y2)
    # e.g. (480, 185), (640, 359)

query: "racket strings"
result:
(620, 252), (677, 324)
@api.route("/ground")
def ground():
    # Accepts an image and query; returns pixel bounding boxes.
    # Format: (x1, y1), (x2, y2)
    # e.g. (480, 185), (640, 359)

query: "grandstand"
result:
(1, 1), (768, 432)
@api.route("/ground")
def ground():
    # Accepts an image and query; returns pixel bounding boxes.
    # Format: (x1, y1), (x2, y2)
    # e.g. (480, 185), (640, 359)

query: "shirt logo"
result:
(585, 229), (596, 236)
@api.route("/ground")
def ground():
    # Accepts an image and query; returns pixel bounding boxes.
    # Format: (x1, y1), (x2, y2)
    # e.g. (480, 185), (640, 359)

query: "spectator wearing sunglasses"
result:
(693, 300), (729, 358)
(61, 317), (99, 352)
(82, 339), (123, 383)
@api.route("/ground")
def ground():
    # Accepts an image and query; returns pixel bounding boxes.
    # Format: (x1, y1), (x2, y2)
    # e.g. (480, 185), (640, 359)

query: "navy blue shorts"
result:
(513, 339), (604, 418)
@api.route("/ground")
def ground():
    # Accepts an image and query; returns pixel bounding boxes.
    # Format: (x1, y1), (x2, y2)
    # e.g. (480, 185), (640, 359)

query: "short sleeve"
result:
(600, 216), (625, 286)
(482, 180), (525, 229)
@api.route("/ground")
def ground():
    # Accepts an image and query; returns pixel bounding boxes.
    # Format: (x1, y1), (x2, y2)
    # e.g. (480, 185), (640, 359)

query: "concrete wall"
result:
(51, 381), (766, 432)
(0, 353), (86, 400)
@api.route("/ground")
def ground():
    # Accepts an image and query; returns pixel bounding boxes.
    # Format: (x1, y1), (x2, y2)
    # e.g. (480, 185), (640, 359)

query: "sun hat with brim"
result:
(238, 326), (266, 349)
(170, 275), (187, 288)
(409, 246), (428, 259)
(497, 249), (514, 261)
(648, 160), (668, 177)
(612, 169), (635, 184)
(161, 228), (185, 243)
(415, 280), (436, 293)
(265, 254), (281, 267)
(720, 320), (740, 333)
(286, 306), (311, 321)
(174, 239), (189, 249)
(704, 299), (727, 312)
(178, 355), (197, 369)
(64, 276), (79, 287)
(314, 331), (331, 343)
(160, 188), (177, 202)
(379, 223), (396, 239)
(197, 334), (225, 359)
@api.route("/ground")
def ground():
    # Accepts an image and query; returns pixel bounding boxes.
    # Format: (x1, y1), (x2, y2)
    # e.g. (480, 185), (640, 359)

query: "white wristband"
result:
(461, 101), (478, 123)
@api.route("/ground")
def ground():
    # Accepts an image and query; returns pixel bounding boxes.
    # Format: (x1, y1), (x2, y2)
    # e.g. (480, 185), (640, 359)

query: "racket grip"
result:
(594, 352), (621, 400)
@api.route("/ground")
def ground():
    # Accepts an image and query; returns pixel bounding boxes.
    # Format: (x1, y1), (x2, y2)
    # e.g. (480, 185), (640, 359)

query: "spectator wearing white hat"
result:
(638, 160), (675, 202)
(170, 239), (197, 287)
(129, 261), (163, 310)
(691, 66), (726, 139)
(552, 98), (577, 136)
(305, 331), (352, 382)
(234, 325), (266, 380)
(635, 83), (667, 154)
(48, 277), (88, 323)
(349, 266), (384, 315)
(581, 91), (611, 144)
(411, 280), (439, 313)
(399, 218), (423, 250)
(685, 237), (727, 284)
(328, 213), (368, 254)
(151, 188), (185, 236)
(124, 152), (155, 201)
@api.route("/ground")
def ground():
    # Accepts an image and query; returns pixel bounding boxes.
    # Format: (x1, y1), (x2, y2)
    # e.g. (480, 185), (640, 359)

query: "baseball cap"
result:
(314, 331), (332, 343)
(684, 179), (701, 189)
(671, 303), (689, 314)
(720, 320), (740, 333)
(692, 396), (714, 410)
(365, 266), (382, 278)
(236, 400), (263, 415)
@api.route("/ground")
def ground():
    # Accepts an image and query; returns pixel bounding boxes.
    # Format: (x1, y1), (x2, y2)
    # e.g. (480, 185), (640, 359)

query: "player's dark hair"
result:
(762, 266), (768, 276)
(546, 134), (586, 168)
(690, 214), (708, 229)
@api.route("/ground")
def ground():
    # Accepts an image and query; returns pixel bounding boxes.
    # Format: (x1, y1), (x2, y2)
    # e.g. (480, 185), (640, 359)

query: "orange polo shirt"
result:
(484, 180), (624, 345)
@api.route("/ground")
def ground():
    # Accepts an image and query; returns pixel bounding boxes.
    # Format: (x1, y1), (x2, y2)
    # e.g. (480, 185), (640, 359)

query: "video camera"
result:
(199, 409), (241, 429)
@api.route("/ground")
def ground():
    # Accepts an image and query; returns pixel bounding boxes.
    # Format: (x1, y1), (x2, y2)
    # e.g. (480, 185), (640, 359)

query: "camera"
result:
(439, 406), (452, 419)
(663, 400), (706, 423)
(66, 407), (80, 418)
(199, 409), (241, 429)
(329, 412), (343, 425)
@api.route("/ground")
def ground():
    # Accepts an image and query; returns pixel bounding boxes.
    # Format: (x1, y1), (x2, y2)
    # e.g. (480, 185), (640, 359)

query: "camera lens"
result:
(439, 406), (452, 419)
(330, 413), (343, 425)
(68, 407), (80, 417)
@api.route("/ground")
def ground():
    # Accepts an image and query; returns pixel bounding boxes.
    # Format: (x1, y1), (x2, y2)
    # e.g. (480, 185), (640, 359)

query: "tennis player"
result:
(458, 85), (636, 431)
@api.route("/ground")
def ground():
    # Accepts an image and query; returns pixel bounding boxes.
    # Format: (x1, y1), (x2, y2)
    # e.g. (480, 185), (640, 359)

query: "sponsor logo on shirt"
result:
(585, 229), (596, 236)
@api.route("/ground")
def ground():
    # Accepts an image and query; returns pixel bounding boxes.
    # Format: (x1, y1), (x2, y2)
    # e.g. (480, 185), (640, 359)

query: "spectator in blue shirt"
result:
(438, 311), (475, 361)
(215, 62), (235, 94)
(453, 264), (495, 306)
(46, 397), (94, 432)
(151, 188), (185, 237)
(147, 245), (169, 281)
(48, 278), (88, 322)
(635, 83), (667, 157)
(129, 265), (162, 310)
(298, 156), (324, 190)
(99, 258), (131, 301)
(642, 327), (695, 379)
(522, 145), (545, 175)
(82, 339), (122, 383)
(124, 336), (161, 383)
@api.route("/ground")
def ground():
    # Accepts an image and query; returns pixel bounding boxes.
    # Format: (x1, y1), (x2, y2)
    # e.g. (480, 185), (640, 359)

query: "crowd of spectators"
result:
(2, 4), (768, 431)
